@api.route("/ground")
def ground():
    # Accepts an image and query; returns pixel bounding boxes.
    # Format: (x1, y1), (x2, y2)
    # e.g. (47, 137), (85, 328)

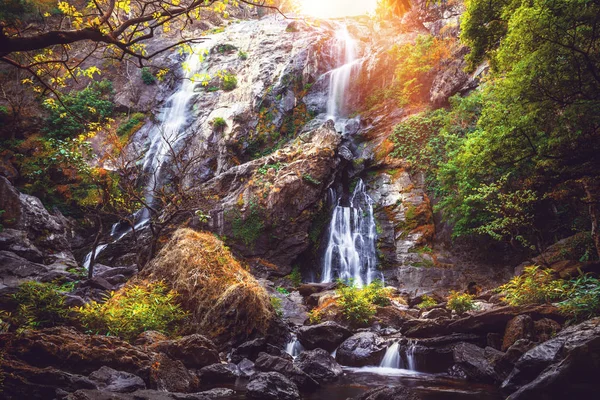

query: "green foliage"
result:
(446, 291), (476, 314)
(230, 201), (265, 248)
(335, 279), (392, 326)
(10, 281), (71, 330)
(276, 287), (289, 295)
(117, 113), (146, 137)
(140, 67), (156, 85)
(216, 44), (237, 54)
(497, 266), (567, 306)
(270, 296), (283, 317)
(416, 295), (437, 309)
(308, 308), (322, 324)
(77, 280), (187, 341)
(557, 275), (600, 321)
(286, 266), (302, 287)
(44, 80), (115, 139)
(302, 173), (321, 186)
(258, 162), (285, 175)
(238, 50), (248, 60)
(220, 72), (238, 91)
(212, 117), (227, 130)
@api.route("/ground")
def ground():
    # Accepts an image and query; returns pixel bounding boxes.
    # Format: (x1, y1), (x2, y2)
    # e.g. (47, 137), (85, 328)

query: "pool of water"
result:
(215, 367), (502, 400)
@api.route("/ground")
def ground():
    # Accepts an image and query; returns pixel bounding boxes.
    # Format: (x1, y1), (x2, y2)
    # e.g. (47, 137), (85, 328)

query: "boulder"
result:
(335, 332), (386, 367)
(148, 353), (199, 393)
(294, 348), (343, 383)
(421, 307), (450, 320)
(245, 372), (300, 400)
(149, 334), (220, 369)
(448, 342), (503, 383)
(297, 321), (352, 352)
(134, 331), (169, 346)
(65, 389), (214, 399)
(237, 358), (256, 378)
(230, 337), (290, 363)
(0, 250), (48, 289)
(88, 366), (146, 393)
(502, 315), (534, 351)
(298, 282), (337, 297)
(533, 318), (562, 343)
(254, 352), (318, 391)
(198, 363), (239, 383)
(353, 385), (422, 400)
(502, 317), (600, 395)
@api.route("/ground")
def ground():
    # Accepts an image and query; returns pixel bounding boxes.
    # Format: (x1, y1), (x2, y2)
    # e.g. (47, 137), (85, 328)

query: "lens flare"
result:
(299, 0), (378, 18)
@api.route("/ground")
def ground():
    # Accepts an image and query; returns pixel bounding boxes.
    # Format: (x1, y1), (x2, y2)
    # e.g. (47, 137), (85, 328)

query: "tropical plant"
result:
(77, 280), (188, 341)
(10, 281), (72, 330)
(446, 291), (476, 314)
(497, 266), (566, 307)
(557, 275), (600, 321)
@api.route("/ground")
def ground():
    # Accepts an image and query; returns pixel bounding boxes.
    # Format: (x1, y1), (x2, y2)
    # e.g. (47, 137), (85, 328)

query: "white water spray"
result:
(285, 336), (304, 358)
(379, 342), (401, 369)
(404, 339), (418, 371)
(326, 26), (359, 119)
(321, 179), (381, 287)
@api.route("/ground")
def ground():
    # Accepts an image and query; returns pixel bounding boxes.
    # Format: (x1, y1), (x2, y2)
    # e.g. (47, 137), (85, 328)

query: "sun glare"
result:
(299, 0), (378, 18)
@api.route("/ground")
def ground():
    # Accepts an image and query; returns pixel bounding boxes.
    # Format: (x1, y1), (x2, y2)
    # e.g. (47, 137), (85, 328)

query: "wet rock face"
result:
(254, 352), (319, 392)
(297, 321), (352, 352)
(449, 342), (503, 383)
(335, 332), (386, 367)
(503, 317), (600, 398)
(294, 348), (343, 383)
(245, 372), (301, 400)
(88, 366), (146, 393)
(148, 334), (220, 369)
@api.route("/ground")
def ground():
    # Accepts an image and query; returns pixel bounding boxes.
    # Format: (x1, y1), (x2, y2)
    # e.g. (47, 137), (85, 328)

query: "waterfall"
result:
(285, 336), (304, 358)
(83, 46), (208, 270)
(321, 179), (381, 287)
(379, 342), (401, 369)
(403, 339), (418, 371)
(83, 243), (109, 271)
(326, 26), (359, 119)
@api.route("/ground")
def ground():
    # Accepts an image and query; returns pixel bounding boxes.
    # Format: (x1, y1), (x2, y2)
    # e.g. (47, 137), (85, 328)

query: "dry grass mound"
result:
(143, 229), (275, 347)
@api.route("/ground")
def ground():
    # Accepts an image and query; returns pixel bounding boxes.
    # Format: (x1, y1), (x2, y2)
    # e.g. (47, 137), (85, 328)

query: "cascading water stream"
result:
(83, 46), (208, 271)
(326, 26), (358, 119)
(285, 335), (304, 358)
(321, 179), (382, 287)
(379, 342), (401, 369)
(403, 339), (418, 371)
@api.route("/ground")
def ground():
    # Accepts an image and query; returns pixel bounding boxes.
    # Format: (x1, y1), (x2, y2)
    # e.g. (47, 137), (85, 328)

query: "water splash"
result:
(321, 179), (382, 287)
(326, 26), (359, 119)
(379, 342), (401, 369)
(83, 243), (109, 271)
(285, 336), (305, 358)
(403, 339), (419, 371)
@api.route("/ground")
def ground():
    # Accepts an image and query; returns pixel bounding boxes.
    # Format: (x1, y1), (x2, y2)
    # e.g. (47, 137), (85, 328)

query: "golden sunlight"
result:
(299, 0), (378, 18)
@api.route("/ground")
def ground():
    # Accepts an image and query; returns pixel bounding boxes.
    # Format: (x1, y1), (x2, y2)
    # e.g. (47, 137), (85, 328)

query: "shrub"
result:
(364, 279), (393, 307)
(308, 308), (322, 324)
(238, 50), (248, 60)
(212, 117), (227, 130)
(335, 279), (392, 326)
(142, 229), (276, 345)
(287, 266), (302, 287)
(220, 72), (238, 91)
(497, 266), (566, 306)
(446, 291), (476, 314)
(416, 295), (437, 309)
(276, 287), (289, 295)
(117, 112), (146, 137)
(77, 280), (187, 341)
(11, 281), (71, 330)
(270, 296), (283, 317)
(557, 275), (600, 321)
(141, 67), (156, 85)
(44, 79), (114, 139)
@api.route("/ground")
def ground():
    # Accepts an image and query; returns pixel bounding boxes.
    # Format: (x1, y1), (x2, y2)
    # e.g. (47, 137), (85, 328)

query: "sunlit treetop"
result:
(0, 0), (283, 97)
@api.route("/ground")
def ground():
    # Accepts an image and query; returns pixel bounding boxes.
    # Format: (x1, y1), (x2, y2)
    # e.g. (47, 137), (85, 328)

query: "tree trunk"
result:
(87, 215), (104, 280)
(582, 177), (600, 260)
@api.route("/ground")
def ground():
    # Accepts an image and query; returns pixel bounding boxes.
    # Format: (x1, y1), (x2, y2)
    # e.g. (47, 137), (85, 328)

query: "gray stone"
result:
(336, 332), (386, 367)
(294, 348), (343, 383)
(245, 372), (300, 400)
(297, 321), (352, 352)
(88, 366), (145, 393)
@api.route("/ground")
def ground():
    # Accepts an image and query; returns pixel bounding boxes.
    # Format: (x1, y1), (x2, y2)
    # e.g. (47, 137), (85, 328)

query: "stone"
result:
(245, 372), (300, 400)
(502, 315), (535, 351)
(198, 388), (235, 398)
(230, 337), (289, 363)
(533, 318), (562, 343)
(134, 331), (169, 346)
(149, 334), (220, 369)
(421, 307), (450, 320)
(449, 342), (503, 383)
(0, 250), (49, 289)
(88, 366), (146, 393)
(335, 332), (386, 367)
(502, 317), (600, 395)
(352, 385), (422, 400)
(294, 348), (343, 383)
(254, 352), (318, 391)
(198, 363), (239, 383)
(148, 353), (199, 393)
(297, 321), (352, 352)
(82, 276), (115, 292)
